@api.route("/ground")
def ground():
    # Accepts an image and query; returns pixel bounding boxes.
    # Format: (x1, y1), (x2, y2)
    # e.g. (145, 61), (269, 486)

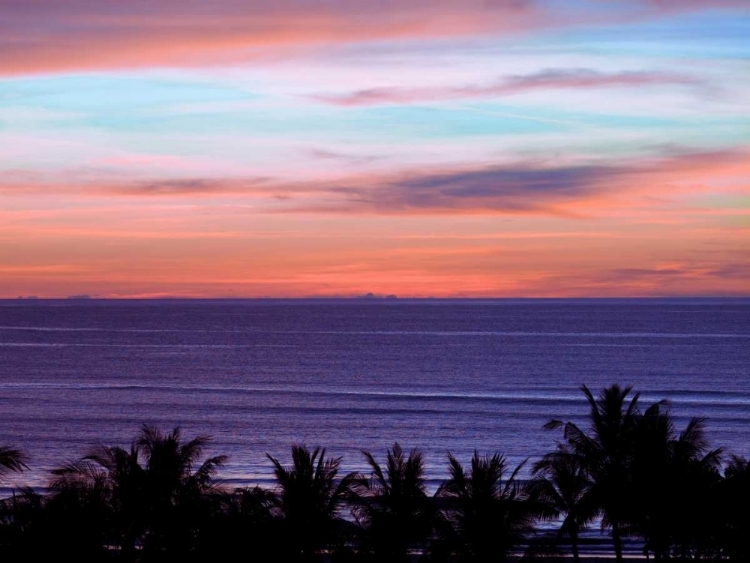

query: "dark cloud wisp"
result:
(312, 69), (704, 106)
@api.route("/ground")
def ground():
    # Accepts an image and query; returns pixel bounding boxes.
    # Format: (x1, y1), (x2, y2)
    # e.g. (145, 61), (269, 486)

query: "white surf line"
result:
(290, 330), (750, 338)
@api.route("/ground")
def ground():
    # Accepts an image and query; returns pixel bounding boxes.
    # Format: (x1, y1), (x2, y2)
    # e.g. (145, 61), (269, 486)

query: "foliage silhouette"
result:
(544, 384), (641, 563)
(190, 485), (277, 561)
(267, 444), (354, 562)
(0, 387), (746, 561)
(628, 404), (723, 560)
(436, 451), (534, 562)
(0, 447), (28, 481)
(349, 443), (433, 562)
(530, 446), (595, 563)
(717, 455), (750, 561)
(52, 424), (226, 561)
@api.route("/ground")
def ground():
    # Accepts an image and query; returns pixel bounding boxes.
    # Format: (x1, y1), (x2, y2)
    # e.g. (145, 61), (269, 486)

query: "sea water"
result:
(1, 299), (748, 492)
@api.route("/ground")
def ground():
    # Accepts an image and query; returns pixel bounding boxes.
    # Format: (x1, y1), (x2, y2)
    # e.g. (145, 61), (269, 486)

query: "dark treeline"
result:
(1, 384), (748, 562)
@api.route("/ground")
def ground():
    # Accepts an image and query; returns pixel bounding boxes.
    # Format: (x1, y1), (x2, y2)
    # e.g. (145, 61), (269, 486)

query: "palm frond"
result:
(0, 446), (28, 476)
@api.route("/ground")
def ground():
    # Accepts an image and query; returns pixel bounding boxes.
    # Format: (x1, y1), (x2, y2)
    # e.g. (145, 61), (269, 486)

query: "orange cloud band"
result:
(2, 148), (746, 218)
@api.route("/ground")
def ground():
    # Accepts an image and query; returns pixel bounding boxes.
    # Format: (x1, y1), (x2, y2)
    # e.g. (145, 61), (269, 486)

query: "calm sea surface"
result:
(1, 299), (748, 491)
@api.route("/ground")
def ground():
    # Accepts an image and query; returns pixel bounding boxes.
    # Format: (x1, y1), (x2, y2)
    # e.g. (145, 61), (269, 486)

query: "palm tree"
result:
(629, 406), (722, 560)
(267, 444), (354, 561)
(437, 451), (534, 562)
(52, 425), (227, 559)
(530, 446), (594, 563)
(53, 441), (146, 557)
(545, 384), (641, 563)
(349, 442), (433, 562)
(135, 425), (227, 556)
(135, 425), (226, 508)
(46, 458), (115, 560)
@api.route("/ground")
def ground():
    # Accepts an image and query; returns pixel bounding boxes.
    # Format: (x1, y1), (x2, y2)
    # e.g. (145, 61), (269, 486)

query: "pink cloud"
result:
(1, 1), (746, 75)
(0, 1), (541, 75)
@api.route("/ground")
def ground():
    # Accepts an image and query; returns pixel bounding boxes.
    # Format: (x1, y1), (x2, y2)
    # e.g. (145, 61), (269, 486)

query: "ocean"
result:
(1, 298), (748, 492)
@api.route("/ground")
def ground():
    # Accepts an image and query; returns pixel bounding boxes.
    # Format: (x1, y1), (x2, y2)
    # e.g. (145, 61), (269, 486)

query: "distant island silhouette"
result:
(360, 292), (398, 299)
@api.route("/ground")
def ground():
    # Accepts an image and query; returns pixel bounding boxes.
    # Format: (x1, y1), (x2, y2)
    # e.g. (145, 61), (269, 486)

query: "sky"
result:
(1, 0), (748, 298)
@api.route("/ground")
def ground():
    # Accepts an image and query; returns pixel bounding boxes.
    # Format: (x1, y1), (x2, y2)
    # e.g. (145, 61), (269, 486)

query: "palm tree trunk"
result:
(571, 529), (580, 563)
(612, 521), (624, 563)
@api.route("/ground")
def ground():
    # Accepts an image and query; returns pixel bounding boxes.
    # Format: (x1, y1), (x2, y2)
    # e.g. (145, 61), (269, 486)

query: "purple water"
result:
(1, 298), (748, 491)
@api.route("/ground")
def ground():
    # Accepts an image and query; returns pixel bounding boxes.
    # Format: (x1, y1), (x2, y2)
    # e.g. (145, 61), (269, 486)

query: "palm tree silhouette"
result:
(629, 405), (722, 560)
(545, 384), (641, 563)
(53, 441), (145, 557)
(349, 442), (433, 562)
(136, 425), (227, 556)
(52, 424), (226, 559)
(437, 451), (534, 562)
(266, 444), (353, 561)
(530, 446), (594, 563)
(45, 459), (114, 560)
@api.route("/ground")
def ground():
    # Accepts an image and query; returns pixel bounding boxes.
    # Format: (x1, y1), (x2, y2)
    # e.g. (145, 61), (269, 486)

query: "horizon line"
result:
(4, 296), (750, 302)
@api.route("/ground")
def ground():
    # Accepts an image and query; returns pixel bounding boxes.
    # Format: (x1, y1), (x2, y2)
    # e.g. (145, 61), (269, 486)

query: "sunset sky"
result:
(1, 0), (748, 298)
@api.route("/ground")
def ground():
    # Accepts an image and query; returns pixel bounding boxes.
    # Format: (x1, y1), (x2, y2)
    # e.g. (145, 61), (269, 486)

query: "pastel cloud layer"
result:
(2, 0), (748, 75)
(0, 1), (748, 297)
